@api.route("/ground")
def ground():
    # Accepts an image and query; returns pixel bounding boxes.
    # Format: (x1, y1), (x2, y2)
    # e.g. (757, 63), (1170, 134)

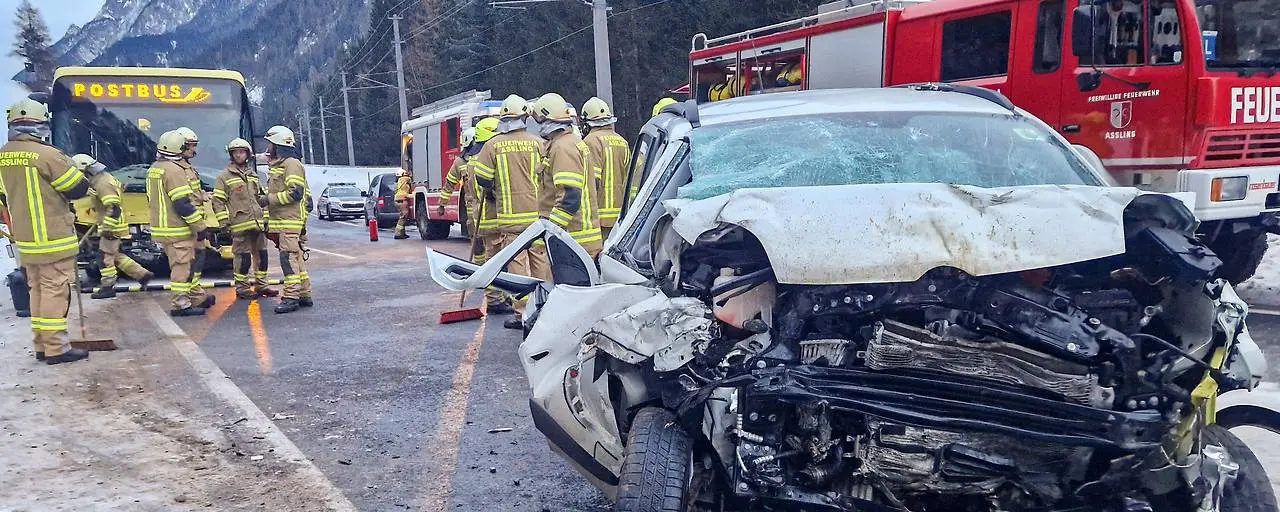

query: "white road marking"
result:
(144, 301), (357, 512)
(308, 247), (357, 260)
(1250, 307), (1280, 317)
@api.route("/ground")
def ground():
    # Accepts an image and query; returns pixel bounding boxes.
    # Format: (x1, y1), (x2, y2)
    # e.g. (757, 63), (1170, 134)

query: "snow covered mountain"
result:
(51, 0), (212, 67)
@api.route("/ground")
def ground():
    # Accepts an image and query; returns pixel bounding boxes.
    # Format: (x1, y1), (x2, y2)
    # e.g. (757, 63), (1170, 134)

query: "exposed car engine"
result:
(642, 195), (1257, 511)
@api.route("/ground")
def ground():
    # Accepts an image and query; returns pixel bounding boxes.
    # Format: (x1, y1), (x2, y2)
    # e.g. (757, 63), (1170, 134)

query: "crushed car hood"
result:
(663, 184), (1145, 285)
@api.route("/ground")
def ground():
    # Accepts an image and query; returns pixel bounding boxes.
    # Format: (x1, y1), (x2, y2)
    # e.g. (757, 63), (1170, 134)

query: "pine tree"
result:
(10, 0), (55, 90)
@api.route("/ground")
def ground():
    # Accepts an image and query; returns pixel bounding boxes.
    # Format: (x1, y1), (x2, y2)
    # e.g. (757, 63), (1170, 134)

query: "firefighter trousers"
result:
(394, 199), (411, 236)
(480, 232), (508, 307)
(98, 236), (148, 288)
(163, 238), (208, 310)
(24, 256), (74, 357)
(278, 233), (312, 300)
(232, 231), (270, 295)
(498, 232), (549, 318)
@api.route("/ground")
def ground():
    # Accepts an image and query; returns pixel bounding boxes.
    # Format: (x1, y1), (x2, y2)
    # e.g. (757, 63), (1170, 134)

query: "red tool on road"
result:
(368, 218), (379, 242)
(438, 229), (484, 324)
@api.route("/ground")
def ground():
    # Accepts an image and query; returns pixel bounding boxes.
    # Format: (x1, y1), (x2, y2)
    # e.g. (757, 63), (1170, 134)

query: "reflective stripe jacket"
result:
(213, 163), (265, 234)
(88, 172), (128, 236)
(471, 130), (544, 234)
(394, 173), (411, 201)
(541, 130), (602, 247)
(147, 159), (203, 242)
(0, 137), (87, 263)
(582, 127), (632, 227)
(265, 156), (309, 234)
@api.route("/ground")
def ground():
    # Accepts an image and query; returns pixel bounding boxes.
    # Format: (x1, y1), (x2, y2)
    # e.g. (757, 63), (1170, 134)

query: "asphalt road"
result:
(153, 216), (1280, 510)
(160, 217), (610, 511)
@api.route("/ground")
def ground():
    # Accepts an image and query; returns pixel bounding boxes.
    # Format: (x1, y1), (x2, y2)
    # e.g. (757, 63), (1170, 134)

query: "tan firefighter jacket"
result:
(0, 135), (89, 263)
(147, 159), (204, 243)
(213, 163), (266, 234)
(582, 127), (632, 227)
(542, 130), (601, 247)
(471, 130), (544, 234)
(265, 156), (309, 235)
(88, 172), (128, 237)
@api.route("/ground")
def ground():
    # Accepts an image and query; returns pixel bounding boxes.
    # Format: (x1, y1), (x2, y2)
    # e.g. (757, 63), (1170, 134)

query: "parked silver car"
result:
(427, 87), (1273, 512)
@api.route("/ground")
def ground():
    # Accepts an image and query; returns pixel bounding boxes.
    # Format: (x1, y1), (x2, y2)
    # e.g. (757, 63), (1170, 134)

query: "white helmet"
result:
(176, 126), (199, 144)
(266, 125), (296, 147)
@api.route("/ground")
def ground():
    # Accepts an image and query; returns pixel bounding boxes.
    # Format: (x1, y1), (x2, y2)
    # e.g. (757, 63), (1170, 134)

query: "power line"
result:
(402, 0), (475, 42)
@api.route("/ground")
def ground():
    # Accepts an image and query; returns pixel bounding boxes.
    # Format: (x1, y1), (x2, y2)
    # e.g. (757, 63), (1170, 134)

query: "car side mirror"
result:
(1076, 71), (1102, 92)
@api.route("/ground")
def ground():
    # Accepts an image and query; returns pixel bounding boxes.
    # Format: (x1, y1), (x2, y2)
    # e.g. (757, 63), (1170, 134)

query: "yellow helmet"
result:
(581, 97), (614, 123)
(266, 125), (296, 147)
(532, 93), (574, 123)
(7, 98), (49, 124)
(176, 126), (199, 144)
(156, 130), (188, 157)
(651, 97), (678, 117)
(71, 154), (97, 171)
(499, 94), (528, 120)
(461, 127), (477, 148)
(474, 117), (499, 143)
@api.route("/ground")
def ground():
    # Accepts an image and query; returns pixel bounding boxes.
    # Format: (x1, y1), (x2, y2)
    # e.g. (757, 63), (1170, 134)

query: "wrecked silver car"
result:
(427, 87), (1275, 511)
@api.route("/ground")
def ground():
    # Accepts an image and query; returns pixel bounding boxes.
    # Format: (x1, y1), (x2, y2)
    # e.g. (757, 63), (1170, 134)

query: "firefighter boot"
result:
(274, 299), (302, 314)
(170, 306), (208, 317)
(138, 271), (154, 288)
(257, 287), (280, 298)
(35, 352), (45, 361)
(503, 317), (524, 330)
(45, 348), (90, 366)
(199, 296), (216, 309)
(298, 296), (314, 308)
(487, 301), (515, 315)
(91, 286), (117, 299)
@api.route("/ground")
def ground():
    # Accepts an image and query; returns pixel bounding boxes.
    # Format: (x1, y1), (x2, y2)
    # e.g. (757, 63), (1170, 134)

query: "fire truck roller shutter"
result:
(808, 22), (887, 89)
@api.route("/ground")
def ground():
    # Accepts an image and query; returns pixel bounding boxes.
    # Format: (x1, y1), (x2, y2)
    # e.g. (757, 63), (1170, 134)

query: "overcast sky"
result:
(1, 0), (105, 106)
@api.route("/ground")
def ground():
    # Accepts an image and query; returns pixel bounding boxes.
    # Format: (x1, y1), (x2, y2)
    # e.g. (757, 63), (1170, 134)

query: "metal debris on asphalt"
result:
(487, 427), (512, 434)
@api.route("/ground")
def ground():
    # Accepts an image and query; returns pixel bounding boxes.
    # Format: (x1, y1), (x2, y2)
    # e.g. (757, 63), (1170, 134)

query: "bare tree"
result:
(11, 0), (55, 91)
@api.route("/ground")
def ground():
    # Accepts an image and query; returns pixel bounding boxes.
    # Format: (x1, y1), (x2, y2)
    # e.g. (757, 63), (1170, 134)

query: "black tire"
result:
(616, 407), (692, 512)
(424, 221), (451, 240)
(322, 205), (333, 221)
(416, 198), (431, 240)
(1214, 231), (1268, 284)
(1201, 424), (1279, 511)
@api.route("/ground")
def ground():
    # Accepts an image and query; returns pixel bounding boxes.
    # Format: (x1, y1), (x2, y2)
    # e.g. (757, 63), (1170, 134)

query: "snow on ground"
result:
(1237, 234), (1280, 307)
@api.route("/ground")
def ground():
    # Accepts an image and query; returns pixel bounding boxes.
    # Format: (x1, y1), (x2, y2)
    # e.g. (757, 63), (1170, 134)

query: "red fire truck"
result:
(690, 0), (1280, 282)
(400, 90), (502, 239)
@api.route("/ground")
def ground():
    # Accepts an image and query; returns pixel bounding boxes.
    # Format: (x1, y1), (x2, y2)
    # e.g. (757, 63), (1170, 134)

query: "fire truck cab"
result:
(692, 0), (1280, 282)
(401, 90), (502, 240)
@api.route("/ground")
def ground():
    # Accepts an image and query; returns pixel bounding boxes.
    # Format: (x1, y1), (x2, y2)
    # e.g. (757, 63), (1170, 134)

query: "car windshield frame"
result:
(327, 187), (362, 198)
(1195, 0), (1280, 69)
(680, 110), (1102, 200)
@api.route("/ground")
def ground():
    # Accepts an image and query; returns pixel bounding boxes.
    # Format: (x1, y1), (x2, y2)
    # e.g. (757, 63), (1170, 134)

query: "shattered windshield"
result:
(681, 112), (1100, 200)
(1196, 0), (1280, 69)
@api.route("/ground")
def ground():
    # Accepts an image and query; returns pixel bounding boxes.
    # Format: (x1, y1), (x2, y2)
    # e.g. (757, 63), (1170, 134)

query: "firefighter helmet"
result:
(474, 117), (499, 143)
(156, 130), (188, 157)
(461, 127), (477, 149)
(71, 154), (97, 171)
(266, 125), (296, 147)
(532, 93), (574, 123)
(499, 94), (528, 120)
(226, 138), (252, 153)
(651, 97), (678, 117)
(176, 126), (199, 144)
(6, 98), (49, 124)
(581, 97), (614, 123)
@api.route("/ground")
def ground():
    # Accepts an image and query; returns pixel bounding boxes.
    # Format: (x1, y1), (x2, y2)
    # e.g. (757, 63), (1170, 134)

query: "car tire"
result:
(1214, 231), (1268, 284)
(416, 198), (431, 240)
(1201, 424), (1278, 511)
(323, 205), (334, 221)
(615, 407), (692, 512)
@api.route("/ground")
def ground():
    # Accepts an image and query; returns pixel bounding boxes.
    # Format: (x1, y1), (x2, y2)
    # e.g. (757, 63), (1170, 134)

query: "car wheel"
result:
(1214, 231), (1268, 284)
(1201, 424), (1278, 511)
(323, 205), (334, 222)
(615, 407), (692, 512)
(425, 221), (451, 240)
(318, 205), (326, 221)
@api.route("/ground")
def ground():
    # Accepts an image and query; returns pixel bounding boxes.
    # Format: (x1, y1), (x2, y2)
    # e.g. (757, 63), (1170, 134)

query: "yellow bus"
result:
(49, 67), (258, 275)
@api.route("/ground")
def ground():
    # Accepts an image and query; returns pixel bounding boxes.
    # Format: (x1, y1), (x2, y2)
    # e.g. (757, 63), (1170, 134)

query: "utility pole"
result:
(302, 108), (316, 164)
(591, 0), (614, 106)
(318, 94), (330, 165)
(341, 72), (356, 166)
(390, 15), (410, 126)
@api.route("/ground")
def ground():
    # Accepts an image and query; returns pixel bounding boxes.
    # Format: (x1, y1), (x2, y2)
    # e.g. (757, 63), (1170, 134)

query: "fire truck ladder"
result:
(691, 0), (932, 51)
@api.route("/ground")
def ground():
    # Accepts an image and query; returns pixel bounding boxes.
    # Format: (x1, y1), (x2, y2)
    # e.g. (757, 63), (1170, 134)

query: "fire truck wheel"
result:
(1215, 231), (1268, 285)
(424, 221), (451, 240)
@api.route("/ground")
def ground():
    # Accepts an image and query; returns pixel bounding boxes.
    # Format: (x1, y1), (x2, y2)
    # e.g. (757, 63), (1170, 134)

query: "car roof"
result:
(697, 88), (1016, 127)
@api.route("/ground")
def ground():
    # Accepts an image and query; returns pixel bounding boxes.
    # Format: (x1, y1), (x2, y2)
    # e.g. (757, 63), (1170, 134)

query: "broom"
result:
(439, 201), (485, 324)
(70, 226), (117, 351)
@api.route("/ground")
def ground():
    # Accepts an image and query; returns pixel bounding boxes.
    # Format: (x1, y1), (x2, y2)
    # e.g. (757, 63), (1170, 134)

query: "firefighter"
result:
(531, 93), (602, 255)
(393, 167), (413, 240)
(471, 95), (549, 329)
(71, 154), (153, 299)
(263, 125), (312, 314)
(213, 138), (278, 300)
(0, 99), (92, 364)
(148, 130), (213, 316)
(440, 118), (512, 314)
(579, 97), (633, 239)
(437, 127), (477, 222)
(652, 97), (678, 117)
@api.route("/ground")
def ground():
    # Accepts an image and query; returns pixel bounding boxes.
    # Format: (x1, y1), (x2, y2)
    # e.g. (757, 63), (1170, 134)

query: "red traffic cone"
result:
(368, 218), (379, 242)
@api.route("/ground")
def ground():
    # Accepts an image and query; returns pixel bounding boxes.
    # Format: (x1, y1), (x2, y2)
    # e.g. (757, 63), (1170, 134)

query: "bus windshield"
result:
(49, 76), (247, 178)
(1196, 0), (1280, 69)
